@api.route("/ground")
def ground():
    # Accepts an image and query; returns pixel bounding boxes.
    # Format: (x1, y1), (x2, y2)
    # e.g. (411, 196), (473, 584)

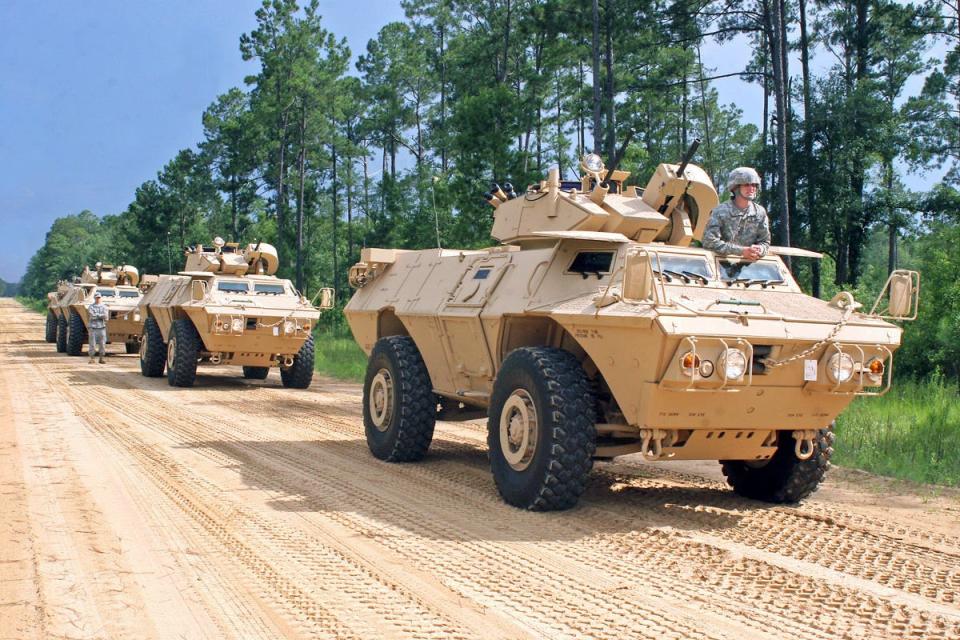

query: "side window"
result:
(567, 251), (614, 278)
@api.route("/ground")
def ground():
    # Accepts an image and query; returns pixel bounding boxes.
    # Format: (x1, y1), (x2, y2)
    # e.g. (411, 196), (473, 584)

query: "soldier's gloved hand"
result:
(742, 245), (763, 261)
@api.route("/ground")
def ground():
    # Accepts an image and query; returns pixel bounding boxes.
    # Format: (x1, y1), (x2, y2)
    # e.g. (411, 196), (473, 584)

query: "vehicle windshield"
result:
(718, 259), (785, 283)
(217, 281), (249, 293)
(118, 290), (140, 298)
(651, 254), (713, 283)
(96, 289), (116, 297)
(254, 283), (286, 295)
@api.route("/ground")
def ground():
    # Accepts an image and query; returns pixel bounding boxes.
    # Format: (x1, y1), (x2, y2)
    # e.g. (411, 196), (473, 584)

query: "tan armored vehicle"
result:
(45, 280), (70, 343)
(345, 146), (919, 511)
(56, 264), (145, 356)
(138, 238), (332, 388)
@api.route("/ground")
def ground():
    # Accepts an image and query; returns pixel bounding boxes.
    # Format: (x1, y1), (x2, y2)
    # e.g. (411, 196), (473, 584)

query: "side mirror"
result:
(622, 250), (653, 301)
(318, 287), (335, 310)
(191, 280), (207, 301)
(870, 270), (920, 320)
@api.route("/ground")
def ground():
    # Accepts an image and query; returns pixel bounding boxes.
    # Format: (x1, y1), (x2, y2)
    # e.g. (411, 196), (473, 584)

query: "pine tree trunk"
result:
(591, 0), (602, 153)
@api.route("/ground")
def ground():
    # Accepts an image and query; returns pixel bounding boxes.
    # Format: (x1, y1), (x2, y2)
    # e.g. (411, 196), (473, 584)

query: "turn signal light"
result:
(868, 359), (885, 375)
(680, 352), (701, 375)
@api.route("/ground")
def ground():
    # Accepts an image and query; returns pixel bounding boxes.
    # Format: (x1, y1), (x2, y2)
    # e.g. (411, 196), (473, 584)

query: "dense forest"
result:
(19, 0), (960, 381)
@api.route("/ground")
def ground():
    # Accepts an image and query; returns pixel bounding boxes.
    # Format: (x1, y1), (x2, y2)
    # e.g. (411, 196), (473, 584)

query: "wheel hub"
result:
(369, 369), (394, 432)
(499, 389), (538, 471)
(167, 337), (176, 368)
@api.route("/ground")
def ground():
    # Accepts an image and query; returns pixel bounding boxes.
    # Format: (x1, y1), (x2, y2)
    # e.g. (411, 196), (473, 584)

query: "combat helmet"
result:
(726, 167), (761, 193)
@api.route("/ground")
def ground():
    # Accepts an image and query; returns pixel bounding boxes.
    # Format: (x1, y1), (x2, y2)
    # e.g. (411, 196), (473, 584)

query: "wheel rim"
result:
(499, 389), (538, 471)
(140, 336), (148, 361)
(167, 336), (176, 369)
(369, 368), (394, 432)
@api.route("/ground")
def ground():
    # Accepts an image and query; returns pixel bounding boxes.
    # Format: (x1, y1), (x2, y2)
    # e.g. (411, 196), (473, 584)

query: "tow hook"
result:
(792, 430), (818, 460)
(640, 429), (669, 461)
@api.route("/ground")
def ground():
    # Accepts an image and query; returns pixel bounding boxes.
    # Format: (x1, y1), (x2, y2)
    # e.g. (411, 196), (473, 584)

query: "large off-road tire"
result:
(139, 317), (166, 377)
(362, 336), (436, 462)
(166, 318), (200, 387)
(280, 335), (315, 389)
(66, 311), (88, 356)
(125, 340), (139, 354)
(243, 366), (270, 380)
(487, 347), (596, 511)
(721, 425), (835, 503)
(56, 315), (67, 353)
(45, 312), (57, 343)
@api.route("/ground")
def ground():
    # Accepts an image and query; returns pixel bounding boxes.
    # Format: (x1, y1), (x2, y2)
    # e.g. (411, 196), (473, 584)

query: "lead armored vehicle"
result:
(138, 238), (332, 388)
(56, 264), (145, 356)
(345, 147), (919, 511)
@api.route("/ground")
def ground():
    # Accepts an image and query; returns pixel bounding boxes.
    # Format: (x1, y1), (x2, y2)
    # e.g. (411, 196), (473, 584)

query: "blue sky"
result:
(0, 0), (404, 282)
(0, 2), (943, 282)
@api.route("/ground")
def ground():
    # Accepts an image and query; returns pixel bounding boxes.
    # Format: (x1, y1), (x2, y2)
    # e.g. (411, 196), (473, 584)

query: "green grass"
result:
(15, 296), (47, 314)
(834, 379), (960, 487)
(312, 328), (367, 382)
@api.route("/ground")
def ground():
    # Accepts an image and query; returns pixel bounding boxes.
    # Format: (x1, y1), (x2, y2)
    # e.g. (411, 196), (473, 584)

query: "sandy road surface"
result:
(1, 299), (959, 640)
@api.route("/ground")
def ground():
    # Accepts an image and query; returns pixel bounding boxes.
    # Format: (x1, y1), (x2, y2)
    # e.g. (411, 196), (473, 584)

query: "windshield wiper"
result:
(722, 277), (750, 286)
(682, 271), (709, 284)
(652, 269), (673, 283)
(752, 278), (785, 288)
(663, 269), (689, 283)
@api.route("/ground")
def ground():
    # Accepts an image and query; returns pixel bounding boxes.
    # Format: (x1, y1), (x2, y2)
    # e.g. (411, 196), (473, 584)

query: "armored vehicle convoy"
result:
(56, 264), (145, 356)
(138, 238), (332, 388)
(345, 147), (919, 511)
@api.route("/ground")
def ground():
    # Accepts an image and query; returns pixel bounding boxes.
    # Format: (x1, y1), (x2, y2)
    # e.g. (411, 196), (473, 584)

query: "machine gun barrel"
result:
(657, 137), (701, 213)
(676, 138), (701, 178)
(602, 129), (635, 184)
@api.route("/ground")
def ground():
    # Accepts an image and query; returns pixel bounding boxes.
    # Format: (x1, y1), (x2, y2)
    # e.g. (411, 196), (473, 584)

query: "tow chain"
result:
(761, 300), (855, 370)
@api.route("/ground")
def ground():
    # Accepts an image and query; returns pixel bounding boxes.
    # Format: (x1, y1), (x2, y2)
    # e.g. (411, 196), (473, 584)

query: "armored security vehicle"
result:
(56, 264), (145, 356)
(345, 148), (919, 511)
(138, 238), (332, 388)
(45, 280), (70, 343)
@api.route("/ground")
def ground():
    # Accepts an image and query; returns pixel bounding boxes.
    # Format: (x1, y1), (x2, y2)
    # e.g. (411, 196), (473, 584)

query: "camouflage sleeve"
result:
(755, 207), (771, 257)
(701, 207), (744, 256)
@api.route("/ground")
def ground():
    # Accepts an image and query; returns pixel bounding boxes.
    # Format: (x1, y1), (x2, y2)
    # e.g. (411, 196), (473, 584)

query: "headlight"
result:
(231, 318), (244, 332)
(133, 312), (140, 321)
(827, 352), (855, 383)
(583, 153), (603, 172)
(721, 349), (748, 380)
(680, 351), (701, 376)
(283, 320), (295, 335)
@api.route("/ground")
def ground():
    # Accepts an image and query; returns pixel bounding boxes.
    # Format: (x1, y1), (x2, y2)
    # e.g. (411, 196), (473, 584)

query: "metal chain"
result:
(761, 305), (855, 370)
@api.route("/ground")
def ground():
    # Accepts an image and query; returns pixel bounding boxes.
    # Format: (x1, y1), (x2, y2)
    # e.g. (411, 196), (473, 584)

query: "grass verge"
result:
(15, 296), (47, 314)
(834, 378), (960, 486)
(312, 328), (366, 382)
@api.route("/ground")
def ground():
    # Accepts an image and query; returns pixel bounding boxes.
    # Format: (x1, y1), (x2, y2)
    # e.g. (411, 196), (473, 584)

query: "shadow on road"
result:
(180, 436), (753, 541)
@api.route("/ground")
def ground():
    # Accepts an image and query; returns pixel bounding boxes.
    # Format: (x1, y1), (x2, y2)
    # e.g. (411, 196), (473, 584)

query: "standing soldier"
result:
(88, 291), (108, 364)
(702, 167), (771, 261)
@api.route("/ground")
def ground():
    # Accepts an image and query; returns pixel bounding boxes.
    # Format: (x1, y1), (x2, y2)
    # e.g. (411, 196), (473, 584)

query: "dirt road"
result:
(2, 299), (959, 639)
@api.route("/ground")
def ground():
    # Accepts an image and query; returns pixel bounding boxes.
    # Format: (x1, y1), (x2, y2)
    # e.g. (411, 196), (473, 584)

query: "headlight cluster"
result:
(680, 348), (748, 380)
(826, 352), (855, 383)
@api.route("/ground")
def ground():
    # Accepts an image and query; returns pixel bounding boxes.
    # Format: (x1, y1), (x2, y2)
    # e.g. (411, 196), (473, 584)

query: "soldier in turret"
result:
(702, 167), (771, 261)
(88, 292), (108, 364)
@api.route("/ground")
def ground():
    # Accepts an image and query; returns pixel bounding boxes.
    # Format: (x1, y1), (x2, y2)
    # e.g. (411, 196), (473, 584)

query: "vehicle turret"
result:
(490, 140), (718, 247)
(182, 237), (279, 276)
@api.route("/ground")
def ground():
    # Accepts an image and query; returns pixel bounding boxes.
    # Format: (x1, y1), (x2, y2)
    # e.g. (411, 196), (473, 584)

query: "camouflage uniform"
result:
(702, 200), (771, 257)
(87, 298), (108, 362)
